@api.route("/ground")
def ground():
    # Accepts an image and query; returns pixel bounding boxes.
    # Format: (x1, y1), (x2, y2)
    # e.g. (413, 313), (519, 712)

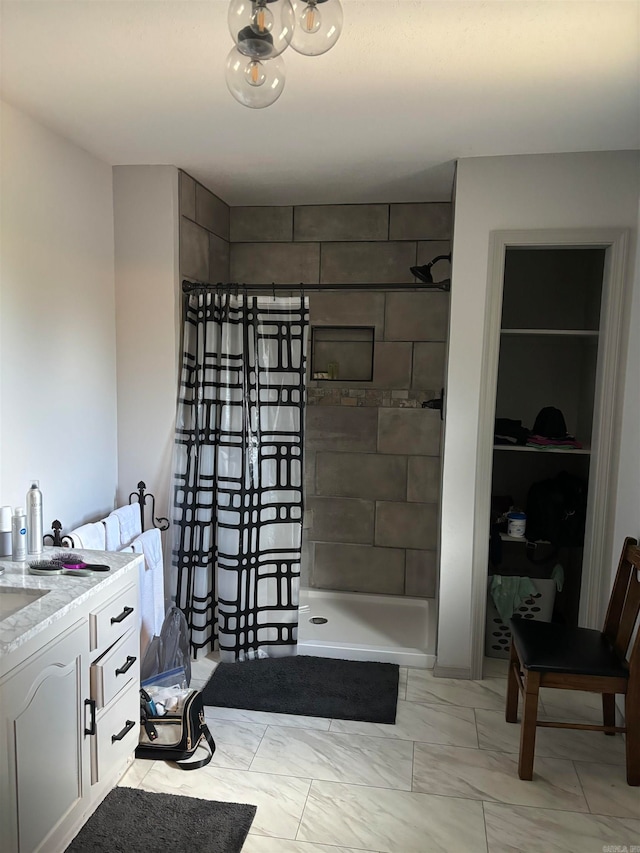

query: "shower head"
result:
(410, 253), (451, 291)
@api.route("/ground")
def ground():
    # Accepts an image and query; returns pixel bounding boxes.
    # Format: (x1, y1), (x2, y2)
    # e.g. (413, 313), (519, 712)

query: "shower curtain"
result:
(171, 290), (309, 661)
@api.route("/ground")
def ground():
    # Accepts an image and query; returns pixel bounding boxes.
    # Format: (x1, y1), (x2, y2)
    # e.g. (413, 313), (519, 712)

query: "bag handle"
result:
(172, 723), (216, 771)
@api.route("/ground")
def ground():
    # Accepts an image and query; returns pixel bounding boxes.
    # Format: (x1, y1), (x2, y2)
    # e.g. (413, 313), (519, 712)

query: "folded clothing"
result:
(111, 504), (142, 549)
(526, 434), (582, 450)
(68, 521), (106, 550)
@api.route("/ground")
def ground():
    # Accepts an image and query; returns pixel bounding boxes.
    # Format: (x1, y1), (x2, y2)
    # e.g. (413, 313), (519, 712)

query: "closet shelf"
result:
(493, 444), (591, 455)
(500, 328), (599, 337)
(499, 533), (551, 545)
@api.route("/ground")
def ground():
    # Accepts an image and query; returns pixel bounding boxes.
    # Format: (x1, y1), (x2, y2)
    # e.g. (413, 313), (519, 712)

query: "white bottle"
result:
(26, 480), (43, 556)
(12, 507), (27, 562)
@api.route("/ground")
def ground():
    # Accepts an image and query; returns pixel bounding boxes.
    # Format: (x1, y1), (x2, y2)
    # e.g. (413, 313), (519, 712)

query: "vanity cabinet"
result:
(0, 555), (141, 853)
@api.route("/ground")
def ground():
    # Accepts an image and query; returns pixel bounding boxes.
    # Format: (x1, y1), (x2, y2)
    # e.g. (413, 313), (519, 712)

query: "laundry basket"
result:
(485, 578), (557, 659)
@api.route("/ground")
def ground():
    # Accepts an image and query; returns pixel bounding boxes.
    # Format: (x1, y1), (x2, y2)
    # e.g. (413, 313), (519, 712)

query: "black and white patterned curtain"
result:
(171, 291), (309, 661)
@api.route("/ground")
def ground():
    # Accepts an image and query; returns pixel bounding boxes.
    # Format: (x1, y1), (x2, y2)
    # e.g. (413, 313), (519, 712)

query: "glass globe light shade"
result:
(228, 0), (294, 59)
(289, 0), (343, 56)
(225, 46), (286, 108)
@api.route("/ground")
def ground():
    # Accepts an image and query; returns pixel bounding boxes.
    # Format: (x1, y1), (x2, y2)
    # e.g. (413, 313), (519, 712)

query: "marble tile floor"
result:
(120, 654), (640, 853)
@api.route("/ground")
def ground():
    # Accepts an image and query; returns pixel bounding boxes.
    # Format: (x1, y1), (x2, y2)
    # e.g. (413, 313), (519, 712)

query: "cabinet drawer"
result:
(91, 679), (139, 786)
(89, 582), (137, 652)
(90, 628), (139, 709)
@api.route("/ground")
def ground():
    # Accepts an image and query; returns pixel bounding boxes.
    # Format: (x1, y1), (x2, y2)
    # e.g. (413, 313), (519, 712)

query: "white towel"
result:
(101, 514), (121, 551)
(111, 504), (142, 549)
(68, 522), (106, 550)
(131, 528), (165, 648)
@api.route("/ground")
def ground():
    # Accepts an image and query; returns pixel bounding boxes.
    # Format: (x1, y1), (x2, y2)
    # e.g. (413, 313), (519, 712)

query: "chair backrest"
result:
(603, 536), (640, 670)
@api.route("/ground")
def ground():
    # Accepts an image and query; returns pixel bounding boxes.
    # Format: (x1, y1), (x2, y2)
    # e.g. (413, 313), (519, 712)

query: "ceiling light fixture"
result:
(225, 0), (343, 108)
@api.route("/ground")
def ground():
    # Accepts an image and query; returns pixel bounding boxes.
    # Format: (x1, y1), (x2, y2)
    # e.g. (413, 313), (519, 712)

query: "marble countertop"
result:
(0, 548), (143, 656)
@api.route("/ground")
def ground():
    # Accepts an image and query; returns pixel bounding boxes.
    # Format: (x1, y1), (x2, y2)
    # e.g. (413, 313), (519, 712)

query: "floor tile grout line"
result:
(481, 799), (490, 853)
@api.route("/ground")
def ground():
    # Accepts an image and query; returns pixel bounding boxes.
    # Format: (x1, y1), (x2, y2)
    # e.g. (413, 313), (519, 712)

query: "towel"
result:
(490, 575), (537, 624)
(131, 528), (166, 652)
(111, 504), (142, 549)
(68, 522), (106, 550)
(102, 514), (121, 551)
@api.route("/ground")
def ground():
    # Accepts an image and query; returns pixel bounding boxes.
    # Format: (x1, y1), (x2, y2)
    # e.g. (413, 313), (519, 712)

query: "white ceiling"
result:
(1, 1), (638, 206)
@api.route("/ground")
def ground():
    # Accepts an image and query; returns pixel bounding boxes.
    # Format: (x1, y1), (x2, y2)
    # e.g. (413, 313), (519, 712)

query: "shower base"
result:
(297, 588), (435, 668)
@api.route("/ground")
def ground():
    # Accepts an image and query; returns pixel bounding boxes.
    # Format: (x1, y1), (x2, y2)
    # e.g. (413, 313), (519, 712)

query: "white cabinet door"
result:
(0, 619), (90, 853)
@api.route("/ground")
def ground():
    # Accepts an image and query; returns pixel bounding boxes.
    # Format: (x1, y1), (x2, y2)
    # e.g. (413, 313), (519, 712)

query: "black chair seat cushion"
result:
(509, 618), (629, 678)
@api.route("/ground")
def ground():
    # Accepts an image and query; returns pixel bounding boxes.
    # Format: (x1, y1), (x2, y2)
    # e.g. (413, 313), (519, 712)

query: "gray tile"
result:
(179, 170), (196, 220)
(315, 452), (406, 501)
(305, 406), (378, 453)
(312, 543), (405, 594)
(574, 761), (640, 818)
(309, 291), (386, 340)
(304, 449), (316, 495)
(372, 342), (412, 388)
(416, 240), (452, 267)
(377, 408), (441, 455)
(389, 203), (452, 240)
(405, 550), (438, 597)
(412, 743), (588, 812)
(295, 205), (389, 242)
(195, 183), (230, 239)
(307, 496), (374, 544)
(385, 292), (450, 342)
(407, 456), (440, 503)
(231, 242), (320, 284)
(375, 502), (438, 550)
(484, 802), (640, 853)
(209, 232), (230, 283)
(412, 342), (446, 389)
(180, 217), (209, 281)
(320, 242), (416, 284)
(231, 206), (293, 242)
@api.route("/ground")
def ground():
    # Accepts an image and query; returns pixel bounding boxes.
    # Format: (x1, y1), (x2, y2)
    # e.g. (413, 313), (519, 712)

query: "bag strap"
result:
(172, 723), (216, 771)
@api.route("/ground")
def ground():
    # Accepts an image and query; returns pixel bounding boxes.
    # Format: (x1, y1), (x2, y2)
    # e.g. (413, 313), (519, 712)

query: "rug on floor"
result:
(65, 787), (256, 853)
(202, 655), (399, 723)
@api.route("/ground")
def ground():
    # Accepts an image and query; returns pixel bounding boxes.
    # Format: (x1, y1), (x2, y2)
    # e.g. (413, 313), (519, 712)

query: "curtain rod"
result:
(182, 279), (450, 294)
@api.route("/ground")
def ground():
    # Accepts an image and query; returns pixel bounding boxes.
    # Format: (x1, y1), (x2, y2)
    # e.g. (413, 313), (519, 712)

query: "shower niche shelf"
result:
(311, 326), (374, 381)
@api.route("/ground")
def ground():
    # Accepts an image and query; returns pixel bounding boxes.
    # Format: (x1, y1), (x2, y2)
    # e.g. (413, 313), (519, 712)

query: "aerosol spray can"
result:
(12, 507), (27, 562)
(26, 480), (43, 556)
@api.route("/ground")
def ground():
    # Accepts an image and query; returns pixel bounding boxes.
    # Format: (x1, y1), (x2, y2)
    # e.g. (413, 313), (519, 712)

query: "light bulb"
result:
(289, 0), (343, 56)
(245, 59), (267, 87)
(228, 0), (294, 59)
(299, 2), (321, 34)
(225, 46), (286, 108)
(251, 1), (274, 35)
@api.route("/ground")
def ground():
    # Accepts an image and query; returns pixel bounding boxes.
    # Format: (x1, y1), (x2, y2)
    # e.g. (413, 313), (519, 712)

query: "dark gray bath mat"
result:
(202, 654), (399, 723)
(65, 787), (256, 853)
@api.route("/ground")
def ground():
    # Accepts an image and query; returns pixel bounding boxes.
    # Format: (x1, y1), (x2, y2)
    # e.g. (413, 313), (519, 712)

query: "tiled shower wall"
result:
(179, 170), (230, 283)
(229, 203), (452, 600)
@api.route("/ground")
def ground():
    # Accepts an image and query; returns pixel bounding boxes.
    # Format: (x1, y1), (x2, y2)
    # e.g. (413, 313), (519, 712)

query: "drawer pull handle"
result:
(115, 655), (137, 676)
(84, 698), (96, 736)
(110, 605), (134, 625)
(112, 719), (136, 743)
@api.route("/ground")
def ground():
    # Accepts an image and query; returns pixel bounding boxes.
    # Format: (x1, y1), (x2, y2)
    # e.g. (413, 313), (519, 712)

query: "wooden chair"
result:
(505, 536), (640, 784)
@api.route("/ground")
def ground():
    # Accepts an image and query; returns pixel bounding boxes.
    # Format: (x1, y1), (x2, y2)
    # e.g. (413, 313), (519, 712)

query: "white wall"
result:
(438, 151), (640, 675)
(612, 195), (640, 558)
(0, 101), (118, 529)
(113, 166), (180, 523)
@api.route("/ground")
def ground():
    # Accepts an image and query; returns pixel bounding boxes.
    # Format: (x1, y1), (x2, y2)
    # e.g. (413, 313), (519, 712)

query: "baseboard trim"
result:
(433, 663), (473, 680)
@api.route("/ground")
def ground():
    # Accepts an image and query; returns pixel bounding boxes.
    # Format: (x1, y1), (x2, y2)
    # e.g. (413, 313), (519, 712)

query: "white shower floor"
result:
(297, 588), (435, 668)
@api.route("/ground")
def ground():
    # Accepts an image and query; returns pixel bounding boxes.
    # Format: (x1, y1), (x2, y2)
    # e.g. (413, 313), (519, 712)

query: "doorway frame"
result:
(470, 228), (629, 680)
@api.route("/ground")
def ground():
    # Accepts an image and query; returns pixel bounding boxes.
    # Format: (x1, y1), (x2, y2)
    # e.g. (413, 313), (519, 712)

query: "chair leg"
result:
(518, 670), (540, 781)
(602, 693), (616, 736)
(506, 642), (519, 724)
(625, 683), (640, 786)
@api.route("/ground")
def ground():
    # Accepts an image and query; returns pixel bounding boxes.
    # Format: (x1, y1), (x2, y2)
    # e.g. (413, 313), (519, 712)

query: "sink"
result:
(0, 587), (48, 620)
